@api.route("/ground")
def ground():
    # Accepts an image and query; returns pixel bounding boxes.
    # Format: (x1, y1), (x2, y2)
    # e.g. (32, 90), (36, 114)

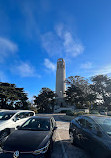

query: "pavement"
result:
(37, 113), (90, 158)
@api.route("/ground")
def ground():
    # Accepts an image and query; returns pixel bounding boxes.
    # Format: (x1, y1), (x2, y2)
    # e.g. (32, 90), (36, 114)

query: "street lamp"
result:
(60, 91), (62, 97)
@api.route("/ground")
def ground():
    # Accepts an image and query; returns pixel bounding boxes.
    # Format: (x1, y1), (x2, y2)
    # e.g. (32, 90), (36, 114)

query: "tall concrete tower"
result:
(56, 58), (66, 98)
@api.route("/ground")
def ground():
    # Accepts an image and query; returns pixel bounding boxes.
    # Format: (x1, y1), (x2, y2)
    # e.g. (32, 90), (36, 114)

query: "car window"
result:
(94, 117), (111, 135)
(15, 112), (26, 120)
(0, 112), (15, 120)
(77, 118), (86, 128)
(85, 118), (97, 134)
(28, 112), (34, 116)
(86, 120), (93, 130)
(24, 112), (34, 118)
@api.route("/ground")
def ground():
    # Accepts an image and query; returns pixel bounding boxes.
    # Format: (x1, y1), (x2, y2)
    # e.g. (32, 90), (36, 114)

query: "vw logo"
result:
(13, 150), (19, 158)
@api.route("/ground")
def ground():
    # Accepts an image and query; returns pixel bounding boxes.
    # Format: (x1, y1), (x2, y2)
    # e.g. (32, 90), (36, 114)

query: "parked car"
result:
(69, 115), (111, 158)
(0, 110), (35, 143)
(0, 116), (57, 158)
(99, 110), (107, 115)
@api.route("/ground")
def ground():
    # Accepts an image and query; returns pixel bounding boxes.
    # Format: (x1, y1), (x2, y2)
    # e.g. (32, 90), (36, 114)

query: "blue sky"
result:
(0, 0), (111, 100)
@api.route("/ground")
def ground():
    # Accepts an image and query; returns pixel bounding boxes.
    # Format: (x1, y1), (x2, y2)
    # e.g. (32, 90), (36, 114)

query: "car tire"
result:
(70, 132), (75, 145)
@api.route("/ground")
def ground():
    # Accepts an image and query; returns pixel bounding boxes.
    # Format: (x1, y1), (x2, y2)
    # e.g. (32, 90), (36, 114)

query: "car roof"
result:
(30, 116), (53, 120)
(82, 114), (111, 120)
(0, 110), (34, 113)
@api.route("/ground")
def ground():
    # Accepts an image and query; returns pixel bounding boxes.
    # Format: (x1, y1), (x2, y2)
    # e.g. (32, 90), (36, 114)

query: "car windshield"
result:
(19, 118), (50, 131)
(94, 117), (111, 135)
(0, 112), (15, 120)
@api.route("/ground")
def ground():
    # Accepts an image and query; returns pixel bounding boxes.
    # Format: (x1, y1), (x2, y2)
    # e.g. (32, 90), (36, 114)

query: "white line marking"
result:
(57, 131), (68, 158)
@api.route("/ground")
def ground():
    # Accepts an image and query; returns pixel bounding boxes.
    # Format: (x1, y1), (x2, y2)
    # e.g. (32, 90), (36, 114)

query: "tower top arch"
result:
(57, 58), (65, 69)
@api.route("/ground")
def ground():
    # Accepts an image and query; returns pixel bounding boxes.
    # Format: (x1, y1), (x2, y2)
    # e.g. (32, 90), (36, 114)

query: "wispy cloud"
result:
(11, 62), (40, 78)
(41, 23), (84, 58)
(0, 71), (8, 82)
(81, 62), (93, 69)
(41, 32), (63, 57)
(95, 64), (111, 75)
(83, 64), (111, 78)
(63, 32), (84, 57)
(20, 1), (39, 39)
(44, 58), (56, 72)
(0, 37), (18, 63)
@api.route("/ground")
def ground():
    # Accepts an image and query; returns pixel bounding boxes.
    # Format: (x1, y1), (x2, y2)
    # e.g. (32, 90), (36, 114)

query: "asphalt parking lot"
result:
(37, 114), (90, 158)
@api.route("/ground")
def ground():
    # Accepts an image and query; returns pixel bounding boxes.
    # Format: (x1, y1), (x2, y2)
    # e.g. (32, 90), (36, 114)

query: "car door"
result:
(11, 112), (27, 128)
(83, 117), (107, 155)
(80, 117), (97, 151)
(74, 116), (87, 147)
(18, 112), (34, 125)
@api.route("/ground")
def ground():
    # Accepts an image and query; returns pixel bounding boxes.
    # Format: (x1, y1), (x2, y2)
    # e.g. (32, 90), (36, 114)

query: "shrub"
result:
(90, 110), (99, 114)
(66, 110), (74, 116)
(60, 110), (68, 113)
(73, 111), (85, 116)
(107, 111), (111, 116)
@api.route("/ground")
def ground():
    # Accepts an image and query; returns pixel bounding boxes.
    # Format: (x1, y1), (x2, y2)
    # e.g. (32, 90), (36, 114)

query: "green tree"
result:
(65, 76), (97, 108)
(65, 85), (85, 108)
(90, 75), (111, 109)
(34, 88), (56, 113)
(0, 82), (28, 109)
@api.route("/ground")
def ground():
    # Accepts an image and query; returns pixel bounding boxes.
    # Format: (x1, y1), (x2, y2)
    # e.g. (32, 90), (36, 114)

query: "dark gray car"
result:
(69, 115), (111, 158)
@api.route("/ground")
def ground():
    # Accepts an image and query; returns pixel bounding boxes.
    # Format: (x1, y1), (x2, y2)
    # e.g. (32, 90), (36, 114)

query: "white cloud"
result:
(41, 23), (84, 58)
(11, 62), (40, 78)
(95, 64), (111, 75)
(55, 23), (64, 38)
(0, 37), (18, 62)
(81, 62), (93, 69)
(63, 32), (84, 57)
(44, 58), (56, 72)
(41, 32), (63, 57)
(0, 71), (7, 82)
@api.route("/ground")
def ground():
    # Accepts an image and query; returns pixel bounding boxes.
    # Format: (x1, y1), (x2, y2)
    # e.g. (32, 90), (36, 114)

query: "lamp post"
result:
(60, 91), (62, 97)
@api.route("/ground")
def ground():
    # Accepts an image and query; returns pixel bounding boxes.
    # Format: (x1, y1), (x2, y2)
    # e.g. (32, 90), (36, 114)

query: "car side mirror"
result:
(97, 130), (102, 137)
(16, 125), (20, 129)
(12, 118), (16, 122)
(53, 126), (57, 130)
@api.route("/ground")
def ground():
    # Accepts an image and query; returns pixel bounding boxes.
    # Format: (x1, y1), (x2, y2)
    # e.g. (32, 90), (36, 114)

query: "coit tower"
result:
(56, 58), (66, 98)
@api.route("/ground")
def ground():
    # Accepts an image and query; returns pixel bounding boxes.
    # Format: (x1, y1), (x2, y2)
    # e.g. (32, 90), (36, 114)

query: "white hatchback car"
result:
(0, 110), (35, 143)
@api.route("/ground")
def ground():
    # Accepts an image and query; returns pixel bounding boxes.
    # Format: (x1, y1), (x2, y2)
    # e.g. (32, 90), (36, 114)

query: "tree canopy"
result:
(0, 82), (28, 109)
(65, 76), (97, 108)
(34, 88), (56, 113)
(90, 75), (111, 109)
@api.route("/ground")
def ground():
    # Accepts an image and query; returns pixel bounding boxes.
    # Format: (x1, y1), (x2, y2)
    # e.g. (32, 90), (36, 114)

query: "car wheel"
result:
(70, 132), (75, 145)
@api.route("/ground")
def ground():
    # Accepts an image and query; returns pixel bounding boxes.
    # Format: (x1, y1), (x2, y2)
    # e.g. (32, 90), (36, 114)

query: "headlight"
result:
(33, 141), (50, 155)
(0, 147), (3, 153)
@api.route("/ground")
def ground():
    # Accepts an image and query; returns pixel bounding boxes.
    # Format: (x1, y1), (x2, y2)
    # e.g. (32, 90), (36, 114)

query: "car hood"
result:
(3, 130), (51, 152)
(0, 120), (7, 125)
